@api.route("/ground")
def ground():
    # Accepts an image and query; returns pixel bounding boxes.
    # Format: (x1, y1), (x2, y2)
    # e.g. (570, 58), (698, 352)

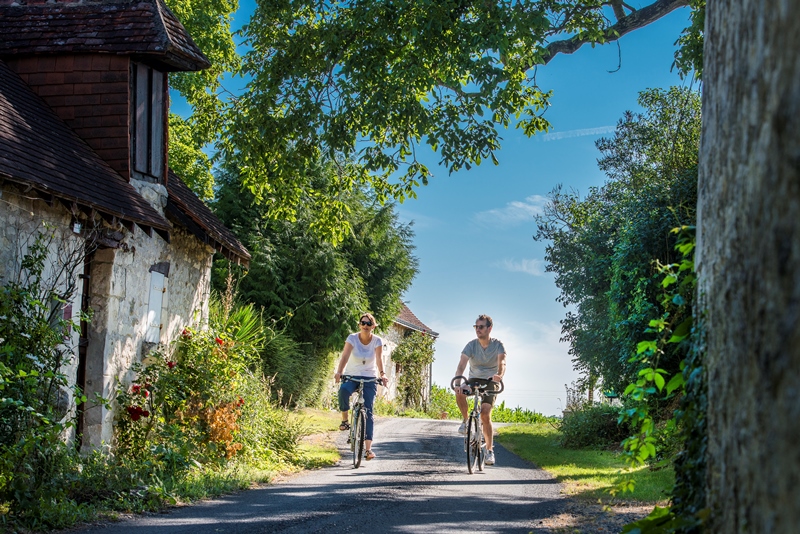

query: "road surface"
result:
(78, 417), (568, 533)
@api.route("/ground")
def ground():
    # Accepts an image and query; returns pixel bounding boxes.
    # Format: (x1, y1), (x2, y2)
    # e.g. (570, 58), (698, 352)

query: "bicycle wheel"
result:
(353, 408), (366, 468)
(466, 415), (480, 474)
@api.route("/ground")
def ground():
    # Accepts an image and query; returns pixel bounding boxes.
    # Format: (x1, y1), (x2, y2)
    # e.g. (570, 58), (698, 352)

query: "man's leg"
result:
(481, 402), (493, 450)
(456, 391), (469, 420)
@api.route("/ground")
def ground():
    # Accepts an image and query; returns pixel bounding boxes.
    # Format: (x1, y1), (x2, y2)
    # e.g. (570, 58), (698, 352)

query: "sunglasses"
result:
(473, 324), (488, 330)
(360, 320), (373, 326)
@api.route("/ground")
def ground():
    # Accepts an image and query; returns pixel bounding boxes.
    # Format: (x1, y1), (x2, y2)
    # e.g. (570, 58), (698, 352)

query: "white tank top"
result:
(344, 332), (383, 377)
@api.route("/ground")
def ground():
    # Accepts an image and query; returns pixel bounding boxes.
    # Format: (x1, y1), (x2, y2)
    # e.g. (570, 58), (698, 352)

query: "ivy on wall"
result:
(390, 332), (435, 410)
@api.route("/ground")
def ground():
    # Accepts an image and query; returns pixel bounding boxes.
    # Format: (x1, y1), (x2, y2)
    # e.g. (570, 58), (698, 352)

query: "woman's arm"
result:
(334, 342), (354, 383)
(375, 345), (387, 386)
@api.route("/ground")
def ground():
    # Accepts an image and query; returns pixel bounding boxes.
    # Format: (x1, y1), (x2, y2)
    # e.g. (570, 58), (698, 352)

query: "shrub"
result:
(559, 403), (632, 449)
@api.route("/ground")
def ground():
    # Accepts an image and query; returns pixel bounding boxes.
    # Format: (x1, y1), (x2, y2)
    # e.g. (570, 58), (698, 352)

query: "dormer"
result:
(0, 0), (210, 185)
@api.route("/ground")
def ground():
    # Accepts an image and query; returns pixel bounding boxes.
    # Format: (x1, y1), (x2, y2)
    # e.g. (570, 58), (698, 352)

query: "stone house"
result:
(0, 0), (250, 451)
(379, 303), (438, 405)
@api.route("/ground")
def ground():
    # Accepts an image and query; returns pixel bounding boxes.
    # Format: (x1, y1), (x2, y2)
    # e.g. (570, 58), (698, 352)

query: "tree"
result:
(535, 87), (701, 395)
(211, 160), (418, 401)
(164, 0), (240, 199)
(216, 0), (693, 230)
(697, 1), (800, 531)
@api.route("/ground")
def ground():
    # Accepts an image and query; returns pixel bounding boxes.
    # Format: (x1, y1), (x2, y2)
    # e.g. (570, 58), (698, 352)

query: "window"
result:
(132, 63), (165, 181)
(145, 271), (165, 343)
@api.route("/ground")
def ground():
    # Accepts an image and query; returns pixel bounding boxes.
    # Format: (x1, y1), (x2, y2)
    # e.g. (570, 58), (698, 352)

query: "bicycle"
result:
(450, 375), (505, 474)
(342, 375), (381, 468)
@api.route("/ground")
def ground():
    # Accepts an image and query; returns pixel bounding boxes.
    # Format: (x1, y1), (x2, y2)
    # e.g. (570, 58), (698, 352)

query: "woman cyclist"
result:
(334, 313), (388, 460)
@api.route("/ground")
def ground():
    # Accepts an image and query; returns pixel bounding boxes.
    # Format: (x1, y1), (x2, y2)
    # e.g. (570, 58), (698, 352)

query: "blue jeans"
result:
(338, 376), (378, 441)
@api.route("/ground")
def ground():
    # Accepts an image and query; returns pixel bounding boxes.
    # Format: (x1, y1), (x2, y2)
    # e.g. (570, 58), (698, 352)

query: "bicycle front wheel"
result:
(466, 415), (480, 474)
(353, 408), (366, 468)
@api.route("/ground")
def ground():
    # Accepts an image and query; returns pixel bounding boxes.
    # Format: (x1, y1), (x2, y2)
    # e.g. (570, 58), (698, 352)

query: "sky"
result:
(191, 2), (695, 417)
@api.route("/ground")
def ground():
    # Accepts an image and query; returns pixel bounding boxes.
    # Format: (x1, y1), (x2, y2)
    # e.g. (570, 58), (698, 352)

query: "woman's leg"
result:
(362, 381), (378, 449)
(338, 381), (357, 427)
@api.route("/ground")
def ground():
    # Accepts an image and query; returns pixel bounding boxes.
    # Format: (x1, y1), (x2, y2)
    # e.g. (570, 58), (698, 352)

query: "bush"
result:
(559, 403), (632, 449)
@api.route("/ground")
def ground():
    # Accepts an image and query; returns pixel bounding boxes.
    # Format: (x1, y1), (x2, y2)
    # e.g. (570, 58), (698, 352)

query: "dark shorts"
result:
(467, 378), (501, 407)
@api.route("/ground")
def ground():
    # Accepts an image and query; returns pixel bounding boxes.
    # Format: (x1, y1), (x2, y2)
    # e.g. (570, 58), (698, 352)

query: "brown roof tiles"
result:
(166, 170), (251, 265)
(396, 303), (438, 336)
(0, 0), (210, 72)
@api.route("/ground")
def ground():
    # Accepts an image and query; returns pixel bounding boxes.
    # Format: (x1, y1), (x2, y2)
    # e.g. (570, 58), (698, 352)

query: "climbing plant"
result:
(390, 332), (436, 410)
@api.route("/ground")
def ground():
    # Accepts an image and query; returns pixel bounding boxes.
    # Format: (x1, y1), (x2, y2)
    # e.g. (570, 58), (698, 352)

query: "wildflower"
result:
(167, 361), (176, 369)
(181, 328), (192, 338)
(215, 337), (224, 346)
(237, 396), (245, 407)
(131, 384), (141, 394)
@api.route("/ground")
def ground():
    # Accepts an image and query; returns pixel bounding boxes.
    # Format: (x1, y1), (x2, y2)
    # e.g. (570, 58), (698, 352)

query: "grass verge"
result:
(496, 422), (673, 503)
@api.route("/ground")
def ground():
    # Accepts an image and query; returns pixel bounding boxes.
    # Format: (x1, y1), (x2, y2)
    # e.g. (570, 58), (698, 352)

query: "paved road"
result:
(78, 418), (567, 533)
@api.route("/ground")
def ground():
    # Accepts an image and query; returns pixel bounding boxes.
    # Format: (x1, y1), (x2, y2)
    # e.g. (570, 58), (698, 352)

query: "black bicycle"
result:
(342, 376), (381, 468)
(451, 376), (504, 474)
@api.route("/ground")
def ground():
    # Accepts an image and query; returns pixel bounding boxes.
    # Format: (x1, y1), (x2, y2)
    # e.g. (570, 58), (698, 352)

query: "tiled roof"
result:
(165, 170), (251, 265)
(0, 0), (210, 72)
(0, 60), (170, 236)
(395, 303), (439, 337)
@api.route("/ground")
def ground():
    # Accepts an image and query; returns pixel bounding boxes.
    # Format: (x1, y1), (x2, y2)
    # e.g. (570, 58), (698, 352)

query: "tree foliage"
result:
(229, 0), (692, 200)
(534, 86), (701, 395)
(156, 0), (696, 235)
(210, 160), (418, 401)
(164, 0), (240, 197)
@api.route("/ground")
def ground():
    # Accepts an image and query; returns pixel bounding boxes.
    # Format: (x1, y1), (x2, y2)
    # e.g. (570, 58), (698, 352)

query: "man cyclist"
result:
(453, 314), (506, 466)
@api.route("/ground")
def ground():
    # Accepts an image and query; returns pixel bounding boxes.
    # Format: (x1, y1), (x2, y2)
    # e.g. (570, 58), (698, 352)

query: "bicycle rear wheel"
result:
(466, 415), (480, 474)
(353, 408), (366, 468)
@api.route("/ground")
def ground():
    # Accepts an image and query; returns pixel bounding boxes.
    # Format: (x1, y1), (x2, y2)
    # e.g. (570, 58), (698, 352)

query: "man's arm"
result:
(455, 353), (469, 379)
(492, 353), (507, 383)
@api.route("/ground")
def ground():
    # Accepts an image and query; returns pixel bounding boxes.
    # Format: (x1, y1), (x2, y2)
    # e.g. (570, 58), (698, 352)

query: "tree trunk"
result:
(697, 1), (800, 532)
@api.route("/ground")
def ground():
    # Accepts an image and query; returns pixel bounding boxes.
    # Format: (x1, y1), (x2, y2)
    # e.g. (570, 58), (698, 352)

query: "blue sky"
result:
(201, 2), (694, 416)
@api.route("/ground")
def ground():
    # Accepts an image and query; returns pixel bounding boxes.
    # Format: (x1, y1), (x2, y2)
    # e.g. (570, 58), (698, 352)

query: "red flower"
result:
(181, 328), (192, 338)
(126, 405), (150, 421)
(131, 384), (141, 394)
(237, 396), (245, 407)
(215, 337), (224, 346)
(167, 361), (176, 369)
(143, 390), (149, 398)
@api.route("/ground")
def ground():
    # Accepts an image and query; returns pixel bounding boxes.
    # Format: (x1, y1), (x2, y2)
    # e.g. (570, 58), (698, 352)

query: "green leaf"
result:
(666, 373), (685, 396)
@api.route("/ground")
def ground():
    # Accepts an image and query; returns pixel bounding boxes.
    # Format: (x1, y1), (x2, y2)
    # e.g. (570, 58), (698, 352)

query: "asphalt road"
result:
(77, 417), (568, 533)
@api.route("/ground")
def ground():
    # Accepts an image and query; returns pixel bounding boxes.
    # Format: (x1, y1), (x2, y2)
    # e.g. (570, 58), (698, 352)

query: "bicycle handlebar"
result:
(342, 375), (382, 384)
(450, 375), (505, 394)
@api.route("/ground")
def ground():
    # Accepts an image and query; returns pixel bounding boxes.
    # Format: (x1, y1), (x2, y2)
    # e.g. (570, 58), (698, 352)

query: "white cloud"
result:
(473, 195), (547, 227)
(495, 258), (546, 276)
(541, 125), (616, 142)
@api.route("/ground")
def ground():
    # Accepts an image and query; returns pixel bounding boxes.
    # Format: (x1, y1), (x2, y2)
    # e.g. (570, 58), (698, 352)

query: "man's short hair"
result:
(476, 314), (493, 328)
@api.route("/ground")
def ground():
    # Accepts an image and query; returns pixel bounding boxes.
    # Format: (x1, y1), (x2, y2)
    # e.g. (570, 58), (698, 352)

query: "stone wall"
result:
(0, 183), (86, 441)
(82, 177), (215, 449)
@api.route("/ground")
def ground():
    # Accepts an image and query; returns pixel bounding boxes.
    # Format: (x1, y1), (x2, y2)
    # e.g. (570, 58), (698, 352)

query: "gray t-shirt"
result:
(462, 338), (506, 379)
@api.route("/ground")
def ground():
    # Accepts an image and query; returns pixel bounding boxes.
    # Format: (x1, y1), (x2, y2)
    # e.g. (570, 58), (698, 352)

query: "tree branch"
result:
(537, 0), (689, 67)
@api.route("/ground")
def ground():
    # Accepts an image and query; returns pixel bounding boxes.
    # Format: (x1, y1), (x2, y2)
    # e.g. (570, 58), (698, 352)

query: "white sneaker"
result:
(457, 421), (467, 434)
(485, 449), (495, 465)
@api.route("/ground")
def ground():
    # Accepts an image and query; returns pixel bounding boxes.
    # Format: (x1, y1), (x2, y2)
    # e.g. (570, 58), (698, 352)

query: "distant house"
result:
(381, 303), (439, 404)
(0, 0), (249, 451)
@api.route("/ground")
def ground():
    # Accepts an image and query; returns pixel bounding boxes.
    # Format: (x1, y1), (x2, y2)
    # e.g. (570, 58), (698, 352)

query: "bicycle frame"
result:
(451, 376), (504, 474)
